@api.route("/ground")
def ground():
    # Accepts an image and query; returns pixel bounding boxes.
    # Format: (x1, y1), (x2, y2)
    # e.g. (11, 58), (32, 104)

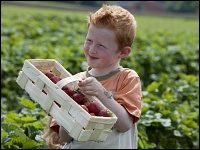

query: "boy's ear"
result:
(118, 46), (131, 59)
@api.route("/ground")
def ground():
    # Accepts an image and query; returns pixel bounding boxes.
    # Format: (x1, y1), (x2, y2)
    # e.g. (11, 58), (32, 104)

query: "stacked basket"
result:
(16, 59), (118, 142)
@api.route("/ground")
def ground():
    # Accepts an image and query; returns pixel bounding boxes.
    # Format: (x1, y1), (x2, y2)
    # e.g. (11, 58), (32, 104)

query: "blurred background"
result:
(1, 1), (199, 17)
(1, 1), (199, 149)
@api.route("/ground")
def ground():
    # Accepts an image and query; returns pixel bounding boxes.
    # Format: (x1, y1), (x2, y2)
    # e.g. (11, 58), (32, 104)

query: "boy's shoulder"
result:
(120, 67), (139, 78)
(74, 67), (140, 79)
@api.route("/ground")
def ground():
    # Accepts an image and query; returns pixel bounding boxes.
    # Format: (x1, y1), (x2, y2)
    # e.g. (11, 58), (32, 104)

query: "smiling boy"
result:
(42, 4), (142, 149)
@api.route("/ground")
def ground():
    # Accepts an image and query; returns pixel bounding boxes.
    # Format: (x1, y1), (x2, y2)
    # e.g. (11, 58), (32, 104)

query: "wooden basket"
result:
(16, 59), (118, 142)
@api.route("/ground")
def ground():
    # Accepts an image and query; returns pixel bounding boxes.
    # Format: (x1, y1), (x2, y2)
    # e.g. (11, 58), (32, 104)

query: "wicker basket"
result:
(16, 59), (118, 142)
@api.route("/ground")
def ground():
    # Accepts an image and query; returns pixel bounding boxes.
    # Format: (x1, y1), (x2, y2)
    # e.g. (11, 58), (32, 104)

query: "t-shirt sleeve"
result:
(114, 71), (142, 123)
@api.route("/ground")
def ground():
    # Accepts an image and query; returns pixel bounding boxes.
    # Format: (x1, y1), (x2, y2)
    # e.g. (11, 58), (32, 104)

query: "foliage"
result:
(165, 1), (199, 13)
(1, 97), (48, 149)
(1, 5), (199, 149)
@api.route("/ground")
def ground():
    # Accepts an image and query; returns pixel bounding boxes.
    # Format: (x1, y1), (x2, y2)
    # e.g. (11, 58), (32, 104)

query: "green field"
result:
(1, 4), (89, 17)
(1, 4), (199, 149)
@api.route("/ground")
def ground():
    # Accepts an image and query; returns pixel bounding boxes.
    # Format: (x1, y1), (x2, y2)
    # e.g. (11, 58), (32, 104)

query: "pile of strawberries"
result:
(44, 72), (112, 117)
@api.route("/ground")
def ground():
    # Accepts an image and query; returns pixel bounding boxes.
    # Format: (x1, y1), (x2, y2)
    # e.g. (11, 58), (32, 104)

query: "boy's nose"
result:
(89, 45), (98, 54)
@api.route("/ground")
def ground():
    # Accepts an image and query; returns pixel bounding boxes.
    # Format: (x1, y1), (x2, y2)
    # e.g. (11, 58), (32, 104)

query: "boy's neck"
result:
(89, 64), (121, 77)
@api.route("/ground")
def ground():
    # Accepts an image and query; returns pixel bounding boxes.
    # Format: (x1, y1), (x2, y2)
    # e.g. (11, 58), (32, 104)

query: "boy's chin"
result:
(87, 63), (98, 68)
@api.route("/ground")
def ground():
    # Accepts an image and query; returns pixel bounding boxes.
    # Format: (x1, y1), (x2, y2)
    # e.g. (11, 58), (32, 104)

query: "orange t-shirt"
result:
(75, 67), (142, 123)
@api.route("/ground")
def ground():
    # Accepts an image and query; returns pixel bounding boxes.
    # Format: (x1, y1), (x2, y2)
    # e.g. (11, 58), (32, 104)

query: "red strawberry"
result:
(81, 105), (89, 112)
(98, 109), (111, 117)
(50, 76), (61, 84)
(84, 101), (90, 107)
(90, 112), (96, 116)
(65, 89), (76, 97)
(72, 93), (84, 104)
(82, 97), (89, 104)
(62, 86), (70, 95)
(87, 101), (101, 115)
(62, 85), (69, 91)
(45, 72), (54, 79)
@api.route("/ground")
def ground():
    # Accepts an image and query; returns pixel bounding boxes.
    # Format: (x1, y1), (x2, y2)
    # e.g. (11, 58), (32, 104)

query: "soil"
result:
(1, 1), (98, 12)
(1, 1), (198, 18)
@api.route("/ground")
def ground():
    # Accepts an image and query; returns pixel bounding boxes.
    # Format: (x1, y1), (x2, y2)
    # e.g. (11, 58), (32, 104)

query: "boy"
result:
(42, 4), (142, 149)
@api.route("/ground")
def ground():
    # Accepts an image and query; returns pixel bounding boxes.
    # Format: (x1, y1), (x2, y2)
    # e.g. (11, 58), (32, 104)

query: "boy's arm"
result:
(99, 92), (134, 132)
(78, 77), (134, 132)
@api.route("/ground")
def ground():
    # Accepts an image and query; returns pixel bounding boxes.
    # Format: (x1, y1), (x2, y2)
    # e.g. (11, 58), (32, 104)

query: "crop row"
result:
(1, 5), (199, 149)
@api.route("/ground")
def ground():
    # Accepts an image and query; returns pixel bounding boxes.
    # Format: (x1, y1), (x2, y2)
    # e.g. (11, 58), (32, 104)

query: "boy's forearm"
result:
(97, 89), (133, 132)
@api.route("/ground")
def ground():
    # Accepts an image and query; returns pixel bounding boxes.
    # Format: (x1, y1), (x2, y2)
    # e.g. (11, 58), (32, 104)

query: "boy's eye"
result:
(86, 39), (92, 42)
(99, 44), (106, 49)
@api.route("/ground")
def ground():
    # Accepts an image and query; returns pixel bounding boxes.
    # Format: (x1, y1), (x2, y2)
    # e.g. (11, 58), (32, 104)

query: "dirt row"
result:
(1, 1), (98, 12)
(1, 1), (198, 18)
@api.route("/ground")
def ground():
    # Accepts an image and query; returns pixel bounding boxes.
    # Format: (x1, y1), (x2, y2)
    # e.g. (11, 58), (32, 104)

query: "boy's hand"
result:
(78, 77), (104, 98)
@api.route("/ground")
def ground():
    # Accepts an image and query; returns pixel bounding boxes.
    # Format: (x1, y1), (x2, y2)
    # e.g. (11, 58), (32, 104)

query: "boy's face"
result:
(84, 24), (121, 69)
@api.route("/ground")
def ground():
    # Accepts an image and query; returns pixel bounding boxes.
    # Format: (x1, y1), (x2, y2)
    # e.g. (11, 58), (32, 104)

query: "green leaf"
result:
(160, 118), (171, 127)
(20, 116), (37, 123)
(18, 97), (37, 109)
(1, 129), (7, 138)
(146, 81), (162, 92)
(1, 122), (24, 134)
(162, 91), (177, 102)
(22, 139), (39, 149)
(12, 137), (26, 148)
(141, 102), (149, 113)
(25, 125), (41, 139)
(174, 130), (183, 137)
(23, 121), (44, 129)
(176, 101), (190, 113)
(179, 74), (198, 83)
(5, 111), (19, 120)
(12, 137), (38, 148)
(1, 137), (12, 146)
(11, 129), (27, 139)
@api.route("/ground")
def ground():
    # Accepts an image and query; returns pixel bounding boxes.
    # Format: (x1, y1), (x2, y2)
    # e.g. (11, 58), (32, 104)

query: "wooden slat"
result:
(77, 129), (93, 141)
(16, 71), (29, 89)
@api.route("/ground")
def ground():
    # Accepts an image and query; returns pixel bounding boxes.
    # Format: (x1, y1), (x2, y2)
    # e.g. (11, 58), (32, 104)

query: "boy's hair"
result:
(87, 4), (137, 52)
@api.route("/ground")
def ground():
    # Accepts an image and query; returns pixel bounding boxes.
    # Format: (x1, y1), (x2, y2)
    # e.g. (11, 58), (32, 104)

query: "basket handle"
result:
(56, 76), (82, 89)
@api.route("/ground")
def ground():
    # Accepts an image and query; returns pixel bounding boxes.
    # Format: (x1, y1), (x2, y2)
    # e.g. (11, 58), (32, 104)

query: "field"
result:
(1, 4), (199, 149)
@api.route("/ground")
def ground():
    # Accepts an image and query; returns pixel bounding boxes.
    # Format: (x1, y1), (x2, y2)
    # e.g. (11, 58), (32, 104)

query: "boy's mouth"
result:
(89, 55), (98, 59)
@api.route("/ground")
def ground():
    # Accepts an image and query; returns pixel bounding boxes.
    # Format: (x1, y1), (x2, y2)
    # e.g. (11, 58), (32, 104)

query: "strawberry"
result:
(83, 101), (90, 107)
(81, 105), (89, 113)
(87, 101), (101, 115)
(98, 109), (111, 117)
(50, 76), (61, 84)
(45, 72), (54, 78)
(90, 112), (96, 116)
(72, 93), (84, 104)
(82, 97), (89, 104)
(62, 85), (69, 91)
(65, 89), (76, 97)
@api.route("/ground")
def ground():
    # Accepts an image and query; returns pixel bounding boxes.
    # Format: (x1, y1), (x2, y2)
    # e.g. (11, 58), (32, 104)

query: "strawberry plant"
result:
(1, 97), (48, 149)
(1, 5), (199, 149)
